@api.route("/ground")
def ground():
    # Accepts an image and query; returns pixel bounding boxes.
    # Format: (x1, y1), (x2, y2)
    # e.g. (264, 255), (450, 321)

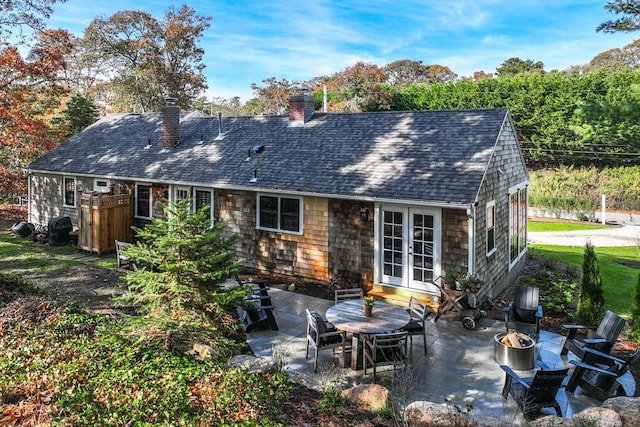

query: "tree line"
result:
(3, 0), (640, 201)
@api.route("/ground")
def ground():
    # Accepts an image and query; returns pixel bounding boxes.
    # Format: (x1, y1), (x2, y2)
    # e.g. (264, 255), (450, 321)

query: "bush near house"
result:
(576, 243), (606, 325)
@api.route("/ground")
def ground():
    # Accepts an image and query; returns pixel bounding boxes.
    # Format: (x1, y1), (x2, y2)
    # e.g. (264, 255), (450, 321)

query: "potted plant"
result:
(363, 295), (375, 316)
(443, 269), (461, 291)
(460, 273), (484, 293)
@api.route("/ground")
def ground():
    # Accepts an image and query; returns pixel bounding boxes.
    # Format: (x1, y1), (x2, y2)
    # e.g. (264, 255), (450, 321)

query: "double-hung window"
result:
(509, 184), (528, 266)
(486, 200), (496, 255)
(194, 188), (213, 223)
(257, 194), (302, 233)
(63, 177), (76, 207)
(174, 186), (190, 203)
(136, 184), (152, 219)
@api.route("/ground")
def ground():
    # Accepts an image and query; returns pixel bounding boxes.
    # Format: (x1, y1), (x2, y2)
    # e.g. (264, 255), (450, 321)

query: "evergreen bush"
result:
(117, 199), (249, 359)
(576, 242), (605, 325)
(630, 271), (640, 341)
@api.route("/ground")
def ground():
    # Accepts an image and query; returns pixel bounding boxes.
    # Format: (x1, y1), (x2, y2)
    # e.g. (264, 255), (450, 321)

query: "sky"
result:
(46, 0), (640, 102)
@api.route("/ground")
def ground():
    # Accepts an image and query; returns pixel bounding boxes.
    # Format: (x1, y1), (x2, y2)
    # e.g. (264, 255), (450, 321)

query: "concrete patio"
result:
(244, 287), (634, 425)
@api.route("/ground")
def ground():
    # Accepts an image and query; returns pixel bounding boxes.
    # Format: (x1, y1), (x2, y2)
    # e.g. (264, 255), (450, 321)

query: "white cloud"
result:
(42, 0), (640, 102)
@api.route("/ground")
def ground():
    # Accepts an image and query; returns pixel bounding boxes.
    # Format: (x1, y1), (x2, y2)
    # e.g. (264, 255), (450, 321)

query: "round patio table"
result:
(326, 299), (410, 370)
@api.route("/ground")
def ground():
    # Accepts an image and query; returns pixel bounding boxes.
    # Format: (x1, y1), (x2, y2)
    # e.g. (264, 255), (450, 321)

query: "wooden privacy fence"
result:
(78, 193), (133, 254)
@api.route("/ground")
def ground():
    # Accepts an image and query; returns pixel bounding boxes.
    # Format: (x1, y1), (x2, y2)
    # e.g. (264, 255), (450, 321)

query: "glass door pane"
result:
(381, 209), (405, 286)
(411, 213), (434, 287)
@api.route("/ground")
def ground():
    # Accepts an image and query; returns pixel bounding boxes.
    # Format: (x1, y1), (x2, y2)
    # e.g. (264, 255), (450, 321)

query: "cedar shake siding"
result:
(328, 199), (374, 288)
(441, 208), (469, 277)
(474, 118), (529, 295)
(26, 104), (528, 297)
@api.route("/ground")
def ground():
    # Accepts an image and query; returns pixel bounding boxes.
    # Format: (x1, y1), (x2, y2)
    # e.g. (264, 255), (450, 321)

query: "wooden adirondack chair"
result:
(238, 280), (279, 332)
(504, 286), (543, 338)
(566, 347), (640, 401)
(500, 365), (569, 420)
(560, 310), (626, 358)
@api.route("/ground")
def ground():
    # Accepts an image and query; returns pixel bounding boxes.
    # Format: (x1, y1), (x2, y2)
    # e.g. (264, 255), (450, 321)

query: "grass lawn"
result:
(529, 244), (640, 317)
(528, 220), (614, 232)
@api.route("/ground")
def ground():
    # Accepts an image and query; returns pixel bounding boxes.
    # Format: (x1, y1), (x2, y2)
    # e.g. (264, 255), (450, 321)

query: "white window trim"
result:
(172, 185), (191, 204)
(508, 184), (528, 269)
(93, 178), (111, 193)
(486, 200), (496, 257)
(194, 187), (214, 223)
(373, 203), (442, 294)
(63, 176), (76, 208)
(256, 193), (303, 235)
(135, 183), (152, 219)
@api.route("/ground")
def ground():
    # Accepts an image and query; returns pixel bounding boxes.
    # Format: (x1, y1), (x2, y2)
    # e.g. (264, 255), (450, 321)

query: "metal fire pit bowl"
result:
(494, 332), (535, 370)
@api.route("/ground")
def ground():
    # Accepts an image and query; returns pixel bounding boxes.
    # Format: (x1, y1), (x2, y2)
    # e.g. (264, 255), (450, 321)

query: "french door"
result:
(379, 206), (441, 292)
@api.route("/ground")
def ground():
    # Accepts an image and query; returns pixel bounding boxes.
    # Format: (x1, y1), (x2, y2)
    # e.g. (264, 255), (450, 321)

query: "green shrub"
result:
(529, 165), (640, 213)
(576, 243), (605, 325)
(0, 305), (293, 426)
(630, 272), (640, 342)
(117, 199), (248, 359)
(519, 268), (577, 317)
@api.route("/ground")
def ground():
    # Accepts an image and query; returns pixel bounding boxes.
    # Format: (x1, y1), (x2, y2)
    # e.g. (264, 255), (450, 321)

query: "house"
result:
(25, 95), (528, 302)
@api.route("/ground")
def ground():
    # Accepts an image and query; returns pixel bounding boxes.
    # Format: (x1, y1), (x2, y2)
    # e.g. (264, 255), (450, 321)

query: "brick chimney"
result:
(163, 97), (179, 148)
(288, 94), (315, 126)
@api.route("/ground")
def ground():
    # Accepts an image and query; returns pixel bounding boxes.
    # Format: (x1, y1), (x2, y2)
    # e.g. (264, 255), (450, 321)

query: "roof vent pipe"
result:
(323, 85), (327, 113)
(215, 111), (225, 140)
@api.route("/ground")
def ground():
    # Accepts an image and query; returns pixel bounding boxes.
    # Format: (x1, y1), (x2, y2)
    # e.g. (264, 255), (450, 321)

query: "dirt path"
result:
(1, 205), (128, 314)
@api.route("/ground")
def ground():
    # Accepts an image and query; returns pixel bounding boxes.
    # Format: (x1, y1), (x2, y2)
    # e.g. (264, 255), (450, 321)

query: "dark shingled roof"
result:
(27, 108), (511, 205)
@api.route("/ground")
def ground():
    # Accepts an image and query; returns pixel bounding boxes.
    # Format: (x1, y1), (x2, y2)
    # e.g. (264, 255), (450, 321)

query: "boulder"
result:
(528, 416), (573, 426)
(341, 384), (389, 412)
(602, 397), (640, 427)
(229, 354), (274, 373)
(529, 404), (628, 427)
(574, 407), (622, 427)
(405, 401), (506, 426)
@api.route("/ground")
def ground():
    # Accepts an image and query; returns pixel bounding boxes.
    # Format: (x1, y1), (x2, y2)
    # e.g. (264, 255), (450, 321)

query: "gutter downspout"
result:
(467, 204), (476, 274)
(27, 174), (32, 223)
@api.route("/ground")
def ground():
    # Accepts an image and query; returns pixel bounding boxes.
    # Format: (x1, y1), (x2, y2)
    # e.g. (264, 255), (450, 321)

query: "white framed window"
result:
(94, 178), (111, 193)
(174, 186), (191, 203)
(509, 184), (528, 267)
(135, 183), (152, 219)
(257, 194), (302, 234)
(486, 200), (496, 256)
(170, 185), (214, 223)
(194, 188), (213, 223)
(63, 176), (76, 207)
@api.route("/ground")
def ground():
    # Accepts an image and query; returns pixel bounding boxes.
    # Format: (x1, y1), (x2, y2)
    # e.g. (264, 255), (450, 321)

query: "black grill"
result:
(48, 216), (73, 246)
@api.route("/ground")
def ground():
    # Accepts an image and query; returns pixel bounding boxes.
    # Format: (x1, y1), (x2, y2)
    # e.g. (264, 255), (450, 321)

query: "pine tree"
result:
(118, 199), (248, 358)
(576, 242), (606, 325)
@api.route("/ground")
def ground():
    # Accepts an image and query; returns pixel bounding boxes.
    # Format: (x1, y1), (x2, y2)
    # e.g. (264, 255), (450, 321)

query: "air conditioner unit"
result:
(94, 179), (112, 193)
